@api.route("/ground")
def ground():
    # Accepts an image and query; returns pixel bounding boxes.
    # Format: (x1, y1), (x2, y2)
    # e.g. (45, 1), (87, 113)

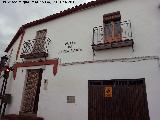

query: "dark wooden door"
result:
(21, 69), (43, 114)
(88, 79), (150, 120)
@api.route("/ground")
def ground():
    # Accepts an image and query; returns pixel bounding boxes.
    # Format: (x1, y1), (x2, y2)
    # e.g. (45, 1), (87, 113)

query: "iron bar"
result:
(20, 37), (51, 59)
(1, 102), (7, 117)
(21, 37), (51, 55)
(92, 20), (132, 45)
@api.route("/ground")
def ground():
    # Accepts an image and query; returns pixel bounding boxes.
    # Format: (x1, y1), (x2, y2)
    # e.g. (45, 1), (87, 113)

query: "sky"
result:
(0, 0), (93, 57)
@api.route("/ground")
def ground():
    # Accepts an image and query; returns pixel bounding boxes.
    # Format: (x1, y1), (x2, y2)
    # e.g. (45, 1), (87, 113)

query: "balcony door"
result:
(104, 21), (122, 43)
(20, 69), (43, 114)
(32, 29), (47, 53)
(88, 79), (150, 120)
(103, 11), (122, 43)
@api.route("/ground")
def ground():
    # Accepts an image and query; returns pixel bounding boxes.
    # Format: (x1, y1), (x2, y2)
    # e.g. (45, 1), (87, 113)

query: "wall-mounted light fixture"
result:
(0, 55), (9, 68)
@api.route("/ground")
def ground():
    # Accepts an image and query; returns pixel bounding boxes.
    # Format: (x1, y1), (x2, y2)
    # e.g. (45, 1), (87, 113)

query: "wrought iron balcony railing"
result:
(20, 37), (51, 59)
(92, 20), (134, 51)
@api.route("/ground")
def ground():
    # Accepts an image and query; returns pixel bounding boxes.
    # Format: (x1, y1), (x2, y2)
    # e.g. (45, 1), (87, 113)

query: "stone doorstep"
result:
(19, 111), (37, 117)
(1, 114), (44, 120)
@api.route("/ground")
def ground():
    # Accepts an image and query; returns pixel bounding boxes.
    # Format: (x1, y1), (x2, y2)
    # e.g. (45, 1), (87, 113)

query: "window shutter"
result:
(103, 11), (122, 43)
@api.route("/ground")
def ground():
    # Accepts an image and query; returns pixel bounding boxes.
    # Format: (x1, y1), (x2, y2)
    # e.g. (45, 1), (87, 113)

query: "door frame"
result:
(20, 68), (43, 115)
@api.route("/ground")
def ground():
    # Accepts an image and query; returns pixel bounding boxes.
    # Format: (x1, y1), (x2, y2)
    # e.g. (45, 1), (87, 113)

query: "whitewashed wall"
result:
(16, 0), (160, 63)
(5, 0), (160, 119)
(37, 60), (160, 120)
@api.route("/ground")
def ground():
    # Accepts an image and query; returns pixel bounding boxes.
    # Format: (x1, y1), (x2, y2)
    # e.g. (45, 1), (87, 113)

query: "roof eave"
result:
(5, 0), (114, 52)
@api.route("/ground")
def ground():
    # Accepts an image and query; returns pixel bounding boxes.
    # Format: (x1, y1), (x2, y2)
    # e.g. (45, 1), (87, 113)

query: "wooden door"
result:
(104, 21), (122, 43)
(21, 69), (43, 114)
(103, 11), (122, 43)
(88, 79), (150, 120)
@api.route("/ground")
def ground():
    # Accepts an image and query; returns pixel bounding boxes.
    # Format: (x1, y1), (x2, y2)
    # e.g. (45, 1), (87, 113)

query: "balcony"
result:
(20, 37), (51, 59)
(92, 20), (134, 51)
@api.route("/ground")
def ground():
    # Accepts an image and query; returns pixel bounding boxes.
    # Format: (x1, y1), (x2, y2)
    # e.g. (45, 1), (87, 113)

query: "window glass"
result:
(105, 22), (113, 37)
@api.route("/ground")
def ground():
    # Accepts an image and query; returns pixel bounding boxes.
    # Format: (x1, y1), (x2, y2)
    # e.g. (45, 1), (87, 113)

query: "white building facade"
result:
(2, 0), (160, 119)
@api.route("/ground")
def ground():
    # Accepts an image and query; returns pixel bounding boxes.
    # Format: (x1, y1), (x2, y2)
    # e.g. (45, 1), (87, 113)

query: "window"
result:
(32, 29), (47, 53)
(103, 11), (122, 43)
